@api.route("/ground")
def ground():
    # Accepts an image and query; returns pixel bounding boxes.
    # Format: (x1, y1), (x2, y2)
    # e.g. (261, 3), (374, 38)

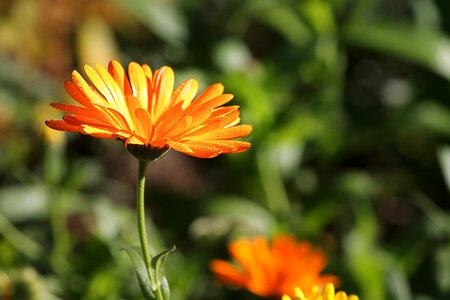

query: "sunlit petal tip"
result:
(195, 83), (225, 105)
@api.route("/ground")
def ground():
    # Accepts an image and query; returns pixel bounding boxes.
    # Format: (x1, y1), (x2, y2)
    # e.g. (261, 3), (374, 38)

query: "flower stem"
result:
(136, 159), (168, 300)
(137, 159), (152, 276)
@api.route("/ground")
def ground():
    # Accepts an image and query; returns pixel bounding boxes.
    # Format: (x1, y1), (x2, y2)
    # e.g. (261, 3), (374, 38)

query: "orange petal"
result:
(184, 140), (250, 154)
(95, 63), (130, 119)
(165, 115), (193, 139)
(62, 115), (112, 130)
(209, 260), (246, 287)
(193, 83), (224, 106)
(45, 120), (81, 132)
(64, 80), (93, 108)
(49, 103), (101, 120)
(191, 125), (253, 140)
(134, 108), (153, 143)
(100, 107), (131, 130)
(81, 125), (117, 138)
(171, 79), (198, 109)
(128, 62), (149, 110)
(210, 105), (240, 119)
(187, 94), (234, 114)
(152, 66), (174, 122)
(85, 64), (118, 111)
(166, 140), (194, 155)
(108, 60), (132, 95)
(72, 70), (108, 106)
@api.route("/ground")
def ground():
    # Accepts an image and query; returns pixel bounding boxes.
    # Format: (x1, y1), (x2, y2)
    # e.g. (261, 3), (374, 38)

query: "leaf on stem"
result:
(151, 245), (176, 300)
(122, 246), (155, 300)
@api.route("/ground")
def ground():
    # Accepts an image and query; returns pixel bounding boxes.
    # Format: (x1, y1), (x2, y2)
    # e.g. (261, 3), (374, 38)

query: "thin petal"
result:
(152, 66), (174, 121)
(190, 125), (253, 140)
(134, 108), (153, 143)
(49, 103), (103, 120)
(45, 120), (80, 132)
(108, 60), (132, 95)
(64, 80), (93, 108)
(72, 70), (108, 106)
(210, 260), (246, 286)
(62, 115), (112, 129)
(193, 83), (224, 106)
(84, 64), (118, 111)
(95, 63), (131, 123)
(187, 94), (234, 114)
(166, 140), (194, 155)
(172, 79), (198, 109)
(128, 62), (148, 110)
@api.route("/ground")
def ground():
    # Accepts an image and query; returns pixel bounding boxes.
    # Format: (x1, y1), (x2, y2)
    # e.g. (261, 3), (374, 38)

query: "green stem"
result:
(137, 160), (152, 275)
(136, 159), (166, 300)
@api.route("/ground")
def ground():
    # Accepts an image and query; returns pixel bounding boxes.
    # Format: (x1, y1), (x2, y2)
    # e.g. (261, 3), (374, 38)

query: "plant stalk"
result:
(136, 159), (166, 300)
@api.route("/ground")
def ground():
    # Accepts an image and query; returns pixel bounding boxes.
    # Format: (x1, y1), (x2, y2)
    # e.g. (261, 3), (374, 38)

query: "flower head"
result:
(45, 60), (252, 159)
(282, 283), (359, 300)
(210, 235), (339, 297)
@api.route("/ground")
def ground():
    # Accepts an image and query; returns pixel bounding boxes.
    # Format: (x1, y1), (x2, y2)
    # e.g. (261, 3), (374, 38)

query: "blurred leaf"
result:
(64, 159), (104, 190)
(345, 229), (388, 300)
(122, 246), (155, 300)
(199, 195), (276, 236)
(337, 171), (380, 200)
(0, 185), (48, 221)
(387, 268), (413, 300)
(111, 0), (187, 44)
(257, 146), (290, 215)
(414, 193), (450, 237)
(434, 243), (450, 293)
(299, 200), (343, 236)
(212, 38), (253, 73)
(300, 0), (336, 35)
(343, 21), (450, 80)
(345, 196), (387, 300)
(412, 0), (441, 30)
(438, 146), (450, 192)
(415, 101), (450, 136)
(82, 267), (121, 300)
(266, 108), (325, 145)
(92, 196), (135, 242)
(230, 0), (312, 47)
(0, 214), (43, 259)
(168, 256), (202, 300)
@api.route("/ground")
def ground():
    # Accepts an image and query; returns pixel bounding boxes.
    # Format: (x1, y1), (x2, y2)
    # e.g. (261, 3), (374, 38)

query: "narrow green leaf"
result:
(122, 246), (155, 300)
(0, 213), (43, 259)
(342, 21), (450, 80)
(151, 245), (176, 300)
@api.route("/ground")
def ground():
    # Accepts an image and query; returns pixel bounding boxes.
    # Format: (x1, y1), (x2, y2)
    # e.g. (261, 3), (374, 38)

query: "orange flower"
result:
(45, 60), (252, 159)
(210, 235), (339, 297)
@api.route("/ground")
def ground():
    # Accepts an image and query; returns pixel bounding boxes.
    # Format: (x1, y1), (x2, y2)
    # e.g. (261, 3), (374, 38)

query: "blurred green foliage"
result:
(0, 0), (449, 299)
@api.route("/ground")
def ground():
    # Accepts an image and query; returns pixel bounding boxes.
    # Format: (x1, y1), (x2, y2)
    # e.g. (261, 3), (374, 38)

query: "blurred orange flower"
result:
(282, 283), (359, 300)
(210, 235), (339, 297)
(46, 60), (252, 158)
